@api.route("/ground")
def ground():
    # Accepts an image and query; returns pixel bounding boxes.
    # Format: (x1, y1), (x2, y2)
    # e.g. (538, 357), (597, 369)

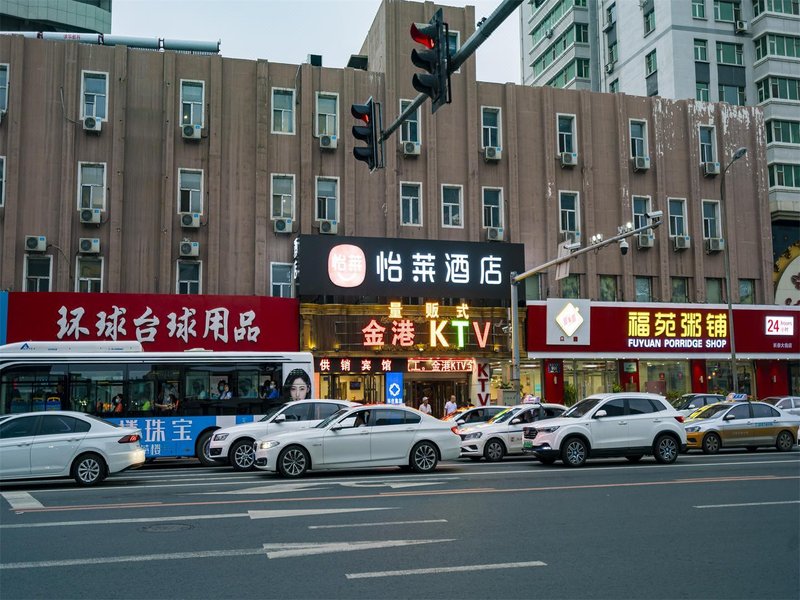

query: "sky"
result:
(111, 0), (522, 85)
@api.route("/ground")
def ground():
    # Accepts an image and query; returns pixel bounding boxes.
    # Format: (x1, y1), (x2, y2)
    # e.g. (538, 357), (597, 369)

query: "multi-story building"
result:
(0, 0), (795, 406)
(1, 0), (112, 34)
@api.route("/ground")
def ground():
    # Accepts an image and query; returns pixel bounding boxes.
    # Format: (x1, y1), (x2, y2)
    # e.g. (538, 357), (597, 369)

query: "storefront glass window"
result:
(638, 360), (690, 396)
(563, 359), (618, 401)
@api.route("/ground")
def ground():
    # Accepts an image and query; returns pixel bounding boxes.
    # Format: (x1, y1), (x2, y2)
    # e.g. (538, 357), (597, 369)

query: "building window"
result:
(0, 156), (5, 208)
(316, 93), (338, 138)
(768, 164), (800, 188)
(635, 276), (653, 302)
(178, 169), (203, 214)
(0, 64), (7, 112)
(400, 182), (422, 226)
(482, 187), (503, 229)
(448, 30), (461, 72)
(754, 0), (800, 16)
(442, 185), (463, 228)
(271, 174), (294, 220)
(482, 107), (501, 148)
(560, 275), (580, 299)
(756, 76), (800, 103)
(696, 82), (710, 101)
(76, 256), (103, 293)
(525, 275), (543, 301)
(180, 80), (204, 128)
(713, 0), (736, 21)
(557, 114), (575, 154)
(702, 200), (721, 238)
(608, 41), (618, 65)
(668, 198), (687, 237)
(643, 7), (655, 35)
(692, 0), (706, 18)
(82, 71), (107, 120)
(400, 100), (420, 143)
(315, 177), (339, 221)
(739, 279), (755, 304)
(271, 263), (293, 298)
(694, 39), (708, 62)
(271, 88), (295, 134)
(671, 277), (689, 303)
(716, 42), (744, 66)
(699, 126), (715, 162)
(632, 196), (652, 230)
(766, 120), (800, 144)
(559, 191), (580, 236)
(706, 278), (723, 303)
(606, 3), (617, 26)
(719, 84), (746, 105)
(177, 260), (201, 294)
(599, 275), (618, 302)
(645, 50), (658, 76)
(609, 79), (619, 93)
(78, 162), (106, 211)
(630, 120), (647, 157)
(24, 255), (51, 292)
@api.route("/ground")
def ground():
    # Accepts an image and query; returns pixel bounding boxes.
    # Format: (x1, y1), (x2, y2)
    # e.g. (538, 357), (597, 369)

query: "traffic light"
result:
(351, 97), (379, 171)
(410, 8), (450, 112)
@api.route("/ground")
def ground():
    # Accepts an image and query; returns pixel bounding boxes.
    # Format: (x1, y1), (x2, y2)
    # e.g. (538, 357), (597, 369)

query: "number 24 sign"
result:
(765, 316), (794, 336)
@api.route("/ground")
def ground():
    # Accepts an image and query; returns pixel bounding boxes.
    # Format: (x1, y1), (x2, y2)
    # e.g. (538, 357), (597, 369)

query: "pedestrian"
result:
(444, 394), (458, 417)
(419, 396), (432, 415)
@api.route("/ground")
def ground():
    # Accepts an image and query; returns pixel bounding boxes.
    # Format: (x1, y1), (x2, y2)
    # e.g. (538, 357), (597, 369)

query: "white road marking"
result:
(339, 481), (443, 489)
(205, 482), (330, 495)
(248, 507), (393, 519)
(1, 492), (44, 509)
(263, 538), (456, 559)
(0, 512), (248, 529)
(346, 560), (547, 579)
(694, 500), (800, 509)
(309, 519), (447, 529)
(0, 549), (266, 570)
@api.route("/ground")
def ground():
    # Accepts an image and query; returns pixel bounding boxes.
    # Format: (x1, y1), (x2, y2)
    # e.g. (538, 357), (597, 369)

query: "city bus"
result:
(0, 341), (315, 465)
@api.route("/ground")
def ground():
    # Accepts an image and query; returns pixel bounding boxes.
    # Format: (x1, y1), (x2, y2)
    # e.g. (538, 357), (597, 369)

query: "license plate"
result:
(523, 440), (533, 449)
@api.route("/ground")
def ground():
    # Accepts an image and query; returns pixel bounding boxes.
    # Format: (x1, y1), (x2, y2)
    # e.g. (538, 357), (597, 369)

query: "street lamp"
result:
(720, 146), (747, 394)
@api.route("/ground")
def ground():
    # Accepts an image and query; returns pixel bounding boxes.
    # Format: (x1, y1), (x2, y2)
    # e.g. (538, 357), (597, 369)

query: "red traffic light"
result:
(410, 22), (436, 49)
(351, 103), (371, 124)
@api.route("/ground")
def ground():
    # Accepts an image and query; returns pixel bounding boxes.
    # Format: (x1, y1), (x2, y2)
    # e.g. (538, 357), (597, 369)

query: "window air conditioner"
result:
(83, 116), (102, 133)
(273, 218), (293, 234)
(181, 213), (201, 229)
(673, 235), (691, 250)
(633, 156), (651, 171)
(605, 62), (615, 74)
(486, 227), (504, 242)
(735, 20), (748, 33)
(80, 208), (102, 224)
(25, 235), (47, 252)
(560, 152), (578, 167)
(637, 232), (655, 248)
(79, 237), (100, 254)
(484, 146), (502, 161)
(545, 28), (554, 38)
(320, 135), (338, 150)
(402, 141), (421, 156)
(182, 123), (201, 140)
(703, 161), (720, 177)
(180, 240), (200, 257)
(319, 219), (338, 235)
(705, 237), (725, 253)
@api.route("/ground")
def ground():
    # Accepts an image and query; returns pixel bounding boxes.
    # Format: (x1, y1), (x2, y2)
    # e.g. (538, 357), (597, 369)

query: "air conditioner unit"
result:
(402, 141), (421, 156)
(703, 161), (720, 177)
(319, 134), (338, 150)
(180, 213), (201, 229)
(182, 123), (201, 140)
(180, 240), (200, 257)
(603, 20), (614, 32)
(25, 235), (47, 252)
(632, 156), (650, 171)
(484, 146), (502, 161)
(80, 208), (102, 224)
(637, 232), (655, 248)
(674, 235), (691, 250)
(605, 62), (615, 74)
(319, 219), (338, 235)
(487, 227), (504, 242)
(79, 237), (100, 254)
(560, 152), (578, 167)
(83, 116), (101, 133)
(735, 20), (748, 33)
(273, 218), (293, 234)
(705, 237), (725, 253)
(545, 28), (554, 38)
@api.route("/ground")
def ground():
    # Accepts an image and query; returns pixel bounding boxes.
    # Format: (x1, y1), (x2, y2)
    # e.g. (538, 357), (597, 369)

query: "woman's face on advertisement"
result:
(289, 377), (309, 400)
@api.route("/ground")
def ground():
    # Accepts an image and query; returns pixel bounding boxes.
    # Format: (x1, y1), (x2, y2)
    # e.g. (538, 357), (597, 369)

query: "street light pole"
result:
(720, 146), (747, 394)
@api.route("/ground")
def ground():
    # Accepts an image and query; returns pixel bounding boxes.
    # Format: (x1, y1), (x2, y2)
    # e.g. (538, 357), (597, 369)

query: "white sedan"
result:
(254, 404), (461, 477)
(0, 411), (145, 486)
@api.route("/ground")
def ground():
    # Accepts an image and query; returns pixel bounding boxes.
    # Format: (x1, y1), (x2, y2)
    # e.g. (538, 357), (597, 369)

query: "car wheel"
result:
(561, 437), (587, 467)
(410, 442), (438, 473)
(776, 430), (795, 452)
(196, 430), (218, 467)
(230, 438), (256, 471)
(626, 455), (644, 463)
(483, 439), (505, 462)
(653, 435), (679, 464)
(537, 457), (556, 465)
(702, 432), (721, 454)
(71, 453), (106, 486)
(277, 446), (309, 478)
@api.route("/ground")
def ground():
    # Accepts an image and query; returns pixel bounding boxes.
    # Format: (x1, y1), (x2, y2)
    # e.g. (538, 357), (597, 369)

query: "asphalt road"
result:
(1, 451), (798, 600)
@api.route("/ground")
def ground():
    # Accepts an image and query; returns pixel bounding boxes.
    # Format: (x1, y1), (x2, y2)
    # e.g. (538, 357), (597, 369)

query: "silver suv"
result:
(522, 392), (687, 467)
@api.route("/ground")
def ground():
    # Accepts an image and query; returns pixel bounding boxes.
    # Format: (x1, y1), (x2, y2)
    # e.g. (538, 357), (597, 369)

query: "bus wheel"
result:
(196, 431), (218, 467)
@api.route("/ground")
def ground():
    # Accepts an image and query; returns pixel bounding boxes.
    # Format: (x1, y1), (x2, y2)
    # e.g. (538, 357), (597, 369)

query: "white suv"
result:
(522, 393), (686, 467)
(208, 400), (357, 470)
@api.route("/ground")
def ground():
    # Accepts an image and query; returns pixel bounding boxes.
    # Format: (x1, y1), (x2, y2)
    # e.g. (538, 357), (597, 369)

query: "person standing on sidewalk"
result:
(419, 396), (432, 415)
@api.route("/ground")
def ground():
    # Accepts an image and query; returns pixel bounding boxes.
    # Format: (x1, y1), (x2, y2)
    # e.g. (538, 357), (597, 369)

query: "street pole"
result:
(720, 146), (747, 394)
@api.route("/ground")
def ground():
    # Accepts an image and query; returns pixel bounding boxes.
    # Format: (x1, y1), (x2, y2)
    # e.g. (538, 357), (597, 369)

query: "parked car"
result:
(443, 405), (509, 426)
(684, 401), (799, 454)
(523, 392), (686, 467)
(670, 393), (726, 417)
(0, 411), (145, 486)
(253, 404), (460, 477)
(459, 403), (566, 462)
(208, 399), (357, 471)
(761, 396), (800, 417)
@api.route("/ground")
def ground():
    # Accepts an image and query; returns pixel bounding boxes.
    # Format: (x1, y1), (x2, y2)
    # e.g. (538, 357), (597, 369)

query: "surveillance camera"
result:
(619, 239), (629, 255)
(645, 210), (663, 220)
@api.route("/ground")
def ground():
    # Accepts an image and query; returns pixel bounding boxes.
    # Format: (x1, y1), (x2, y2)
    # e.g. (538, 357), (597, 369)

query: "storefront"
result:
(525, 299), (799, 404)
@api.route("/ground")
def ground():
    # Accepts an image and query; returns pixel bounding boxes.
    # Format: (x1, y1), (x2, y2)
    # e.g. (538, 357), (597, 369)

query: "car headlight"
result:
(212, 433), (229, 441)
(685, 426), (701, 433)
(463, 432), (482, 440)
(537, 426), (560, 433)
(258, 440), (281, 450)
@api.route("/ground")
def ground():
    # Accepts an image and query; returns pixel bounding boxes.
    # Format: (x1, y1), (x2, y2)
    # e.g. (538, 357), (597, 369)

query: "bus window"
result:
(70, 364), (125, 415)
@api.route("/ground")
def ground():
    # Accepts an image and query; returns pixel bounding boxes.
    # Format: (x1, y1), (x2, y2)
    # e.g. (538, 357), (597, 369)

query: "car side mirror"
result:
(688, 404), (696, 409)
(510, 418), (521, 425)
(273, 413), (286, 423)
(594, 409), (608, 418)
(456, 419), (465, 426)
(723, 414), (736, 421)
(331, 424), (342, 431)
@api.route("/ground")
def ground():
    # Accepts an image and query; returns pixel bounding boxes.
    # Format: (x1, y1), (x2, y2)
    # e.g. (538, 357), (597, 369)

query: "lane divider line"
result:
(346, 560), (548, 579)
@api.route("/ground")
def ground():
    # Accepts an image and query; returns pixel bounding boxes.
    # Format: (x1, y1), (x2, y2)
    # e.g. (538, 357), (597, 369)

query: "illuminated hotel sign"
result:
(407, 358), (475, 373)
(294, 235), (525, 300)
